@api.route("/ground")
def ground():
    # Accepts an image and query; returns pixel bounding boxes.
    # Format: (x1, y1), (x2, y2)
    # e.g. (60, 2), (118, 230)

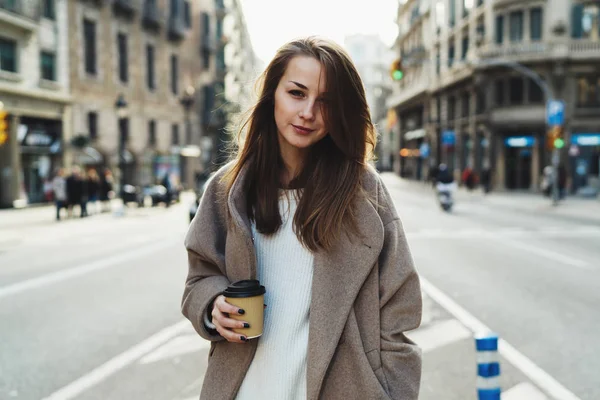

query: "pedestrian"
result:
(99, 169), (114, 213)
(66, 166), (83, 218)
(181, 36), (422, 400)
(480, 164), (492, 194)
(52, 168), (67, 221)
(87, 168), (100, 215)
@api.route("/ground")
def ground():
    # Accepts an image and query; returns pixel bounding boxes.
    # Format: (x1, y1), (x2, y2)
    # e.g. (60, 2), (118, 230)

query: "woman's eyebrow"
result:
(289, 81), (308, 90)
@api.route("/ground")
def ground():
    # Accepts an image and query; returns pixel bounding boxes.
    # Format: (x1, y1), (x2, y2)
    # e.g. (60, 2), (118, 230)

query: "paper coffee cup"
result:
(223, 280), (266, 339)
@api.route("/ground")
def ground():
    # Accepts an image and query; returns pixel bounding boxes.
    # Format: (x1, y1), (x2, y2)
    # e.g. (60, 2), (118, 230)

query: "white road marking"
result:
(494, 237), (591, 270)
(502, 382), (549, 400)
(420, 277), (581, 400)
(41, 320), (191, 400)
(0, 239), (179, 299)
(406, 319), (471, 353)
(139, 334), (208, 364)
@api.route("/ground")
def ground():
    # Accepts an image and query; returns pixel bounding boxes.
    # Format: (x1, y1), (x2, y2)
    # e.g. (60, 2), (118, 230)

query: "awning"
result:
(74, 146), (105, 165)
(404, 128), (426, 141)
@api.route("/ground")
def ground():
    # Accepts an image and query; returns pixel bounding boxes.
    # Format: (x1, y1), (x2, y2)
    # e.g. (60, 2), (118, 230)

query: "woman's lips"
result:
(292, 124), (314, 135)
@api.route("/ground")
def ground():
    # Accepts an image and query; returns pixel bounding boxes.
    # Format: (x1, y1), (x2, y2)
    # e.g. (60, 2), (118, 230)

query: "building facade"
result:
(345, 34), (396, 171)
(67, 0), (215, 193)
(223, 0), (261, 124)
(0, 0), (71, 208)
(389, 0), (600, 193)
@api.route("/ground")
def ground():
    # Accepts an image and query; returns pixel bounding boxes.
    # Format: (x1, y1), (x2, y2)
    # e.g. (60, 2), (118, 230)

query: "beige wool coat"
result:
(182, 161), (422, 400)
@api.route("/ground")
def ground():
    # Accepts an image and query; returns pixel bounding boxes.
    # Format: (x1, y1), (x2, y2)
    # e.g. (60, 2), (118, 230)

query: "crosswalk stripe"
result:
(406, 319), (471, 353)
(502, 382), (548, 400)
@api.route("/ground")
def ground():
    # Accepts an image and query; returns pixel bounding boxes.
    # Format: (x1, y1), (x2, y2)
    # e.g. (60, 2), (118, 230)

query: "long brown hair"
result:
(224, 36), (377, 252)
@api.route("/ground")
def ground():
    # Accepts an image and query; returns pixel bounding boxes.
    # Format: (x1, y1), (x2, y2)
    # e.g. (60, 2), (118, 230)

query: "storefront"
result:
(153, 154), (181, 187)
(18, 117), (63, 204)
(441, 130), (456, 172)
(504, 135), (535, 190)
(569, 133), (600, 193)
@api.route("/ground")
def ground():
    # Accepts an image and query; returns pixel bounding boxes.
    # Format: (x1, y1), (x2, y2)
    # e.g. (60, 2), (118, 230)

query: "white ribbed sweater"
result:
(236, 191), (314, 400)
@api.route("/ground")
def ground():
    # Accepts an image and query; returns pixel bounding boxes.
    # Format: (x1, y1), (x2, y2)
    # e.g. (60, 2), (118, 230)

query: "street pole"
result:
(118, 116), (125, 199)
(551, 148), (560, 206)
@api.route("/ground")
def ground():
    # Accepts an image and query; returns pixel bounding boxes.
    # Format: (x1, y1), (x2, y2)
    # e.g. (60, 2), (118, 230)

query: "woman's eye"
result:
(289, 90), (305, 97)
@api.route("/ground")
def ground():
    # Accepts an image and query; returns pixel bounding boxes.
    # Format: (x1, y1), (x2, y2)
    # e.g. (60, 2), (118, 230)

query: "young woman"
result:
(182, 36), (422, 400)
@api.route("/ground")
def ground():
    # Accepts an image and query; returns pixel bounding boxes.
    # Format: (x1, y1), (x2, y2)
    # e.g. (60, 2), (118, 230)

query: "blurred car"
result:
(121, 184), (144, 206)
(143, 185), (169, 207)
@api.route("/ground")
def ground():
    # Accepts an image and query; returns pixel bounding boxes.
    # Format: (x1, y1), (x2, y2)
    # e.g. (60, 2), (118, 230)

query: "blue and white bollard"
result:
(475, 332), (501, 400)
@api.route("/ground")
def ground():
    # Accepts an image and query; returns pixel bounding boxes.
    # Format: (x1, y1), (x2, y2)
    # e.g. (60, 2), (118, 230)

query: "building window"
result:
(530, 8), (543, 41)
(88, 112), (98, 140)
(495, 15), (504, 44)
(476, 90), (486, 114)
(201, 12), (211, 69)
(509, 77), (524, 104)
(509, 11), (524, 42)
(171, 124), (180, 145)
(463, 0), (472, 18)
(577, 76), (600, 107)
(170, 54), (178, 94)
(572, 4), (600, 39)
(495, 79), (505, 106)
(435, 50), (440, 75)
(40, 51), (56, 81)
(146, 44), (155, 90)
(121, 118), (130, 144)
(528, 78), (544, 103)
(184, 0), (192, 28)
(449, 0), (456, 27)
(461, 92), (469, 117)
(148, 120), (156, 146)
(461, 35), (469, 60)
(43, 0), (55, 19)
(448, 43), (455, 67)
(448, 96), (456, 120)
(117, 33), (128, 83)
(83, 19), (97, 75)
(0, 37), (17, 73)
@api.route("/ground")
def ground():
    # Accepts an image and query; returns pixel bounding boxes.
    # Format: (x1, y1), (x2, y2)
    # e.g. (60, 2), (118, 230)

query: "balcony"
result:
(475, 40), (600, 65)
(168, 16), (185, 41)
(0, 0), (40, 31)
(113, 0), (137, 17)
(142, 0), (163, 30)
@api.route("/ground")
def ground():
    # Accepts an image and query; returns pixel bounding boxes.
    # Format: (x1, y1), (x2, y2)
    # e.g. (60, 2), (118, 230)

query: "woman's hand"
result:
(211, 295), (250, 343)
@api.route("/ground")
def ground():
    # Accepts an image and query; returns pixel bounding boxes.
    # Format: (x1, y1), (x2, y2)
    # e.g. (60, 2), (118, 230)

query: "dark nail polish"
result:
(238, 309), (245, 315)
(241, 336), (247, 342)
(243, 323), (250, 328)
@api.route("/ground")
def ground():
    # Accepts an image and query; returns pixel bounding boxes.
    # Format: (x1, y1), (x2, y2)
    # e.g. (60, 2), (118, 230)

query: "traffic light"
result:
(0, 109), (8, 147)
(547, 126), (564, 150)
(390, 58), (404, 81)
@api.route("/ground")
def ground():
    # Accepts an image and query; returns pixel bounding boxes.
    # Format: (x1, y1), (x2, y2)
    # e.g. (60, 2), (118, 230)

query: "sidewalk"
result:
(381, 173), (600, 226)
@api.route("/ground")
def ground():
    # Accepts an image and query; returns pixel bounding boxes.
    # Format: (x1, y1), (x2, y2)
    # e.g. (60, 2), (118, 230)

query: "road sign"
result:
(419, 143), (430, 158)
(546, 100), (565, 126)
(442, 130), (455, 146)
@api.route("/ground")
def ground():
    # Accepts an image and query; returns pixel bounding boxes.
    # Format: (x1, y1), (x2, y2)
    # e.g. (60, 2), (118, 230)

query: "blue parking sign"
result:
(546, 100), (565, 126)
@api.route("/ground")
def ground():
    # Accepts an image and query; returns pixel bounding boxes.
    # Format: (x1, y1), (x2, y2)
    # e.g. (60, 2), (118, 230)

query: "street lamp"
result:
(180, 85), (195, 144)
(115, 94), (128, 199)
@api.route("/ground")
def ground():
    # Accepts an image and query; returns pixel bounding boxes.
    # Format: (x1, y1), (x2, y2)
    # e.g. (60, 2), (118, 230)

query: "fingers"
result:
(212, 295), (249, 343)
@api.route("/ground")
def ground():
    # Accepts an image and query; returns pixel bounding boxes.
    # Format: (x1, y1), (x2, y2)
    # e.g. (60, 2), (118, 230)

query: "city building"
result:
(388, 0), (600, 194)
(67, 0), (214, 194)
(223, 0), (261, 130)
(345, 34), (396, 171)
(0, 0), (71, 208)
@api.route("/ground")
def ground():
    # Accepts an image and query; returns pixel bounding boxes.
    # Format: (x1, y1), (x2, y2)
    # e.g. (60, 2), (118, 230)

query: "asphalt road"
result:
(0, 179), (598, 400)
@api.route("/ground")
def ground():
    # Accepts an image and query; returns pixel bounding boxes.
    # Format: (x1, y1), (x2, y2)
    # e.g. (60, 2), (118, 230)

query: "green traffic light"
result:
(554, 138), (565, 149)
(392, 70), (404, 81)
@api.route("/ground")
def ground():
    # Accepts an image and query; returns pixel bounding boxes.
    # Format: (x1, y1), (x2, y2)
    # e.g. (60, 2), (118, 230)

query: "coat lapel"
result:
(306, 177), (385, 400)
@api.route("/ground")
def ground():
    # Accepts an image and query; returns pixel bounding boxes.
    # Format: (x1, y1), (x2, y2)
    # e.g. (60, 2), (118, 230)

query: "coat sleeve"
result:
(181, 172), (231, 342)
(377, 179), (423, 399)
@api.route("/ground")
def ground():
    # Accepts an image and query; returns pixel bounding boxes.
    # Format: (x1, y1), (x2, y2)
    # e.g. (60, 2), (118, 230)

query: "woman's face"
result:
(273, 56), (328, 162)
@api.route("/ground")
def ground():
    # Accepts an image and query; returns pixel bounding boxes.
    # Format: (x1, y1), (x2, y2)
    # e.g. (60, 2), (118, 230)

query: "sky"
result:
(239, 0), (399, 64)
